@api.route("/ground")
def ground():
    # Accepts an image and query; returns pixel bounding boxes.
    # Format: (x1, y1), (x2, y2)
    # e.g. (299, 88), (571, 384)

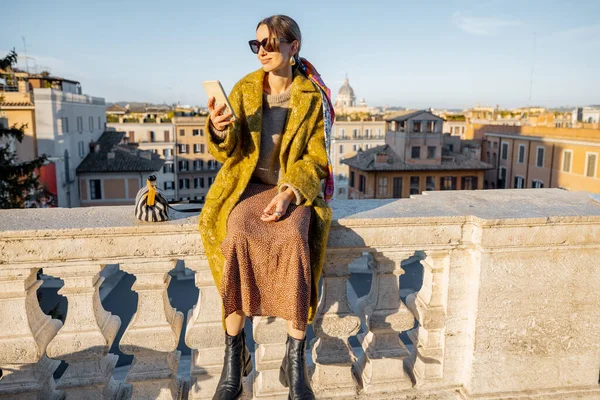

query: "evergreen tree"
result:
(0, 49), (48, 208)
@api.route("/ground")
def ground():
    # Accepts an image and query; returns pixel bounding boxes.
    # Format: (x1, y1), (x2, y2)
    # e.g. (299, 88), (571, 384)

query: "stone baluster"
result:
(353, 251), (414, 394)
(44, 263), (123, 399)
(119, 260), (184, 400)
(311, 251), (362, 398)
(405, 251), (450, 384)
(183, 256), (228, 399)
(252, 316), (287, 399)
(0, 267), (63, 400)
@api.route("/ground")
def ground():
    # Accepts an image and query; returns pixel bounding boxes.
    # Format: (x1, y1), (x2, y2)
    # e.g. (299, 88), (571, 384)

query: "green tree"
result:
(0, 49), (48, 208)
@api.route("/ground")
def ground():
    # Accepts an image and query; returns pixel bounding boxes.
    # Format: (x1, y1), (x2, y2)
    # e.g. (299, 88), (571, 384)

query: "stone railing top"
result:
(1, 189), (598, 237)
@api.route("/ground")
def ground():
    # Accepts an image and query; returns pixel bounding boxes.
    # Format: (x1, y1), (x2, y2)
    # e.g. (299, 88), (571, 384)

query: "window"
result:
(536, 147), (545, 168)
(98, 116), (102, 130)
(518, 144), (526, 163)
(88, 116), (93, 131)
(413, 121), (421, 132)
(377, 177), (388, 196)
(562, 150), (572, 173)
(353, 144), (357, 151)
(77, 116), (83, 133)
(78, 141), (84, 158)
(492, 152), (497, 166)
(514, 176), (525, 189)
(585, 153), (598, 177)
(90, 179), (102, 200)
(486, 151), (490, 162)
(365, 129), (371, 138)
(164, 181), (175, 190)
(209, 160), (216, 170)
(411, 146), (421, 159)
(208, 176), (214, 186)
(179, 129), (185, 136)
(426, 121), (434, 132)
(365, 144), (369, 150)
(163, 164), (174, 174)
(426, 176), (435, 191)
(501, 143), (509, 160)
(377, 128), (382, 138)
(441, 176), (457, 190)
(493, 142), (498, 149)
(353, 128), (360, 139)
(200, 177), (205, 188)
(340, 128), (346, 139)
(61, 117), (69, 134)
(164, 130), (170, 142)
(339, 145), (344, 153)
(149, 131), (156, 142)
(410, 176), (420, 194)
(462, 176), (478, 190)
(194, 144), (201, 153)
(498, 167), (507, 189)
(162, 149), (171, 158)
(179, 144), (188, 154)
(532, 180), (544, 188)
(358, 175), (365, 192)
(393, 177), (403, 198)
(179, 178), (190, 189)
(194, 160), (204, 170)
(193, 129), (200, 136)
(178, 161), (189, 171)
(349, 171), (355, 188)
(427, 146), (436, 159)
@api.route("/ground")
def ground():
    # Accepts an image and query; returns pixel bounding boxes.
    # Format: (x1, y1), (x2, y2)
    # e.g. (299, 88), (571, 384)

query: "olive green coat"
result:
(198, 67), (332, 329)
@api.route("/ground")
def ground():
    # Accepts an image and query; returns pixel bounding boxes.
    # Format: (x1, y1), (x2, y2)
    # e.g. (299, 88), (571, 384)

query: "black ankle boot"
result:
(213, 330), (252, 400)
(279, 334), (315, 400)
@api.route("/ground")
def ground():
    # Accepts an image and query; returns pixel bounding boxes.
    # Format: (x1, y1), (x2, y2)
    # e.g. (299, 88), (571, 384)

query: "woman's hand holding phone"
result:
(208, 96), (234, 131)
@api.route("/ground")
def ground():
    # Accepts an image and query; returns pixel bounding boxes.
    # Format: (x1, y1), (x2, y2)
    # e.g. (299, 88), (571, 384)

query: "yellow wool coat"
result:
(198, 67), (333, 329)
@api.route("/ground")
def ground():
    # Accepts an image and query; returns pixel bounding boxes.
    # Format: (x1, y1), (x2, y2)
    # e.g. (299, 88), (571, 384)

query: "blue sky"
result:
(2, 0), (599, 109)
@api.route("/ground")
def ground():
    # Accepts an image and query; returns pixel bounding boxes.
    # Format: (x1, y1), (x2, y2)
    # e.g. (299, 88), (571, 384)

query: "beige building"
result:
(331, 119), (387, 199)
(343, 110), (493, 199)
(479, 125), (600, 193)
(173, 116), (220, 202)
(76, 131), (164, 206)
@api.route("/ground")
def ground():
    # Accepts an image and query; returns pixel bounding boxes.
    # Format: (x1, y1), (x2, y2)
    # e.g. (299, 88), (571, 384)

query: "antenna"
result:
(528, 32), (536, 106)
(22, 36), (30, 73)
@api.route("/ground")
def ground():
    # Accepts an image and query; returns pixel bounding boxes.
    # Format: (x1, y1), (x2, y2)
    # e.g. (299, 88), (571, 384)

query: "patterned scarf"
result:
(296, 57), (335, 203)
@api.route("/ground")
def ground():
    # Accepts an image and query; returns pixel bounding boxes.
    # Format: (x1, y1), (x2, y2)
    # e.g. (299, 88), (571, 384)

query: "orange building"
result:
(477, 125), (600, 193)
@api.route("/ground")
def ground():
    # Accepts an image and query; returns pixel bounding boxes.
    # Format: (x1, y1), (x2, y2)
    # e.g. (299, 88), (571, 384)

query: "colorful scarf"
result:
(296, 57), (335, 203)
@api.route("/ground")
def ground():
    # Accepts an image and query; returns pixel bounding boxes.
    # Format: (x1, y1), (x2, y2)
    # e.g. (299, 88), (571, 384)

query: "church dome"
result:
(338, 77), (355, 98)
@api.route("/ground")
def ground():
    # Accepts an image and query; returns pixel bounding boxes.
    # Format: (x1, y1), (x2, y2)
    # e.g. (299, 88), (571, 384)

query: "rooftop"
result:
(341, 144), (494, 172)
(76, 131), (165, 174)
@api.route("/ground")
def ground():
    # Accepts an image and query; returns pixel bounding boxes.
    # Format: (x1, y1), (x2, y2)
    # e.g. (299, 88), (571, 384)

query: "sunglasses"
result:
(248, 37), (288, 54)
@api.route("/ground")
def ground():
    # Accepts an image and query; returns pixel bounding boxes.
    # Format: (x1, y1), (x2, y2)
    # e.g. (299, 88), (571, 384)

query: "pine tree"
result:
(0, 49), (48, 208)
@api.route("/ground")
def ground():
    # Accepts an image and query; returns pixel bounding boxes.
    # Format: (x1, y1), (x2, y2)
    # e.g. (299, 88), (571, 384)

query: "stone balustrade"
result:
(1, 188), (599, 400)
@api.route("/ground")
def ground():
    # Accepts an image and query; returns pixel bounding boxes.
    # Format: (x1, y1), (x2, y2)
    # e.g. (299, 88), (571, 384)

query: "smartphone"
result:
(202, 80), (237, 121)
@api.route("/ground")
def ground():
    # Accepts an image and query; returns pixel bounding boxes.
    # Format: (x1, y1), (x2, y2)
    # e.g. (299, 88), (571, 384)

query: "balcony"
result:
(1, 189), (599, 399)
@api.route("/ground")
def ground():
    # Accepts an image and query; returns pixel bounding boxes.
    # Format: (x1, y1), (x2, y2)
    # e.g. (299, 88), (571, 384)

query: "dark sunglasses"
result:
(248, 37), (288, 54)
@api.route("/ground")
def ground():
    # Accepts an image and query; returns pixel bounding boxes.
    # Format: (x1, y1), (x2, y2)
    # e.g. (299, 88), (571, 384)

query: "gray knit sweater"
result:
(211, 86), (304, 205)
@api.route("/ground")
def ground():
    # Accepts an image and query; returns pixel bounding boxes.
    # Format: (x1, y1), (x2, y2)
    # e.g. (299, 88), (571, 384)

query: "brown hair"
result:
(256, 15), (302, 62)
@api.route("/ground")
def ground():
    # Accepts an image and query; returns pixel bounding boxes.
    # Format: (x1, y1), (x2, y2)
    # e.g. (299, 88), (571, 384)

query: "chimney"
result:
(374, 152), (388, 164)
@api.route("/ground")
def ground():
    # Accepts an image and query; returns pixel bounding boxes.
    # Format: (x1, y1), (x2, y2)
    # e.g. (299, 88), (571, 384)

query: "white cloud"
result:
(452, 12), (522, 36)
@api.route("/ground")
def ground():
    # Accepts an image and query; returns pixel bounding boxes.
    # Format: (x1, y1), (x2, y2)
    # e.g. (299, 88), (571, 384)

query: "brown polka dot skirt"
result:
(220, 182), (312, 331)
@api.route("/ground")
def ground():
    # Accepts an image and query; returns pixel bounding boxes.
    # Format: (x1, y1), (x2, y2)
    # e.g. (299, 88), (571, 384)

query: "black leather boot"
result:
(213, 330), (252, 400)
(279, 334), (315, 400)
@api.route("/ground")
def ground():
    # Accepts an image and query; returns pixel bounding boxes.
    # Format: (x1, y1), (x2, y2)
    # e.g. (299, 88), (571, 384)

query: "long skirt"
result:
(219, 181), (312, 331)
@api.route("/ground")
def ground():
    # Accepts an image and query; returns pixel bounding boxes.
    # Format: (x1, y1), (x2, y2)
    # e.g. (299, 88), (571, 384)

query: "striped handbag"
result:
(135, 175), (170, 222)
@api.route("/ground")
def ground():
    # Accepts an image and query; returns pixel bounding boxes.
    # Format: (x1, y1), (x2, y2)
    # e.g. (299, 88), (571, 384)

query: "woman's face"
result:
(255, 24), (297, 73)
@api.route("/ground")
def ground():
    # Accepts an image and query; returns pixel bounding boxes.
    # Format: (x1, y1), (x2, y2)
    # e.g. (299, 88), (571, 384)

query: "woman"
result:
(198, 15), (334, 400)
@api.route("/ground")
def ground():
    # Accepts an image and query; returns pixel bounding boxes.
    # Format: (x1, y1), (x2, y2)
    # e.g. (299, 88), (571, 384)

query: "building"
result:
(330, 119), (386, 199)
(342, 110), (493, 199)
(576, 106), (600, 124)
(173, 116), (221, 202)
(76, 131), (165, 206)
(106, 103), (173, 124)
(333, 76), (380, 115)
(478, 125), (600, 193)
(107, 122), (176, 201)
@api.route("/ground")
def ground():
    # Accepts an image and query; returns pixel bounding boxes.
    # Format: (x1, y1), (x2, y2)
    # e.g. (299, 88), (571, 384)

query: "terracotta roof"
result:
(341, 144), (494, 172)
(76, 131), (165, 174)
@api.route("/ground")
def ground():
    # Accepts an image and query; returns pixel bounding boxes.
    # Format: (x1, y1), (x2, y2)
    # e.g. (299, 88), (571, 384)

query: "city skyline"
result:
(2, 0), (599, 109)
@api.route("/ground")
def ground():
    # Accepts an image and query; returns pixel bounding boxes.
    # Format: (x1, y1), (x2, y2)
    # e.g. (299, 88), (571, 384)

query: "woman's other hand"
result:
(261, 189), (295, 222)
(208, 96), (234, 131)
